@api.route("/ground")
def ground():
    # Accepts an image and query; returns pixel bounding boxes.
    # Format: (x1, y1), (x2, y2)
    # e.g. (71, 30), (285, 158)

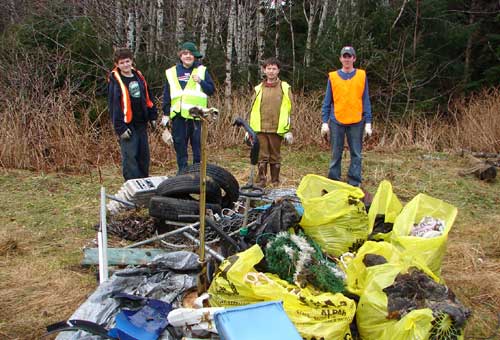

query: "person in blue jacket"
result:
(108, 48), (158, 180)
(321, 46), (373, 187)
(161, 42), (215, 173)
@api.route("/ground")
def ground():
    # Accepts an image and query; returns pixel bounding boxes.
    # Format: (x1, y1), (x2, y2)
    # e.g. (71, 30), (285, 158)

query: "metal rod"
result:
(182, 232), (225, 262)
(198, 117), (209, 294)
(105, 194), (136, 208)
(125, 222), (200, 248)
(228, 220), (259, 237)
(99, 187), (109, 282)
(164, 220), (191, 226)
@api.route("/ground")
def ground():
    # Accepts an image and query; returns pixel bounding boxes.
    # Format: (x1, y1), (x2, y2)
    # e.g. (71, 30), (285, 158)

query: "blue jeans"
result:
(327, 121), (364, 186)
(171, 116), (201, 173)
(119, 124), (150, 180)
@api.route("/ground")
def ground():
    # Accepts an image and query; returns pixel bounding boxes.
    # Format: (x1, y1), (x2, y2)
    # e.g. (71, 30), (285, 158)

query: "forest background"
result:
(0, 0), (499, 171)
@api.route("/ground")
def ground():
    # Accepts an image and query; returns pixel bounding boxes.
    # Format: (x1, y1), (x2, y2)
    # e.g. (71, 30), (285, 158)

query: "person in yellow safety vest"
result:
(161, 41), (215, 173)
(321, 46), (373, 187)
(247, 57), (293, 187)
(108, 48), (158, 181)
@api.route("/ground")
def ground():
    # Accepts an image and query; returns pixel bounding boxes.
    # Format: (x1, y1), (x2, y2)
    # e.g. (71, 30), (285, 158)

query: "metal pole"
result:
(197, 117), (208, 294)
(182, 232), (225, 262)
(105, 194), (136, 208)
(125, 222), (200, 248)
(99, 187), (109, 282)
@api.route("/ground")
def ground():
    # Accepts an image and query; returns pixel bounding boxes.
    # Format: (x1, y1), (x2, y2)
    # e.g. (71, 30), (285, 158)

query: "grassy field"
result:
(0, 145), (499, 339)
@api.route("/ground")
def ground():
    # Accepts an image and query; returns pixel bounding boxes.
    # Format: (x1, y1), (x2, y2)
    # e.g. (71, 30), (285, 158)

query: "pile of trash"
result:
(50, 169), (473, 340)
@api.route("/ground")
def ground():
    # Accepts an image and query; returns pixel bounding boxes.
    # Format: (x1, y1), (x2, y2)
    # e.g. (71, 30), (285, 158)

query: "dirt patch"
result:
(0, 238), (21, 256)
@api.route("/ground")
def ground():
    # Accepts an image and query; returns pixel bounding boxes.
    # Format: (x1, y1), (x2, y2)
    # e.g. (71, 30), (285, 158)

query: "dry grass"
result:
(444, 239), (500, 335)
(452, 88), (500, 153)
(1, 83), (499, 172)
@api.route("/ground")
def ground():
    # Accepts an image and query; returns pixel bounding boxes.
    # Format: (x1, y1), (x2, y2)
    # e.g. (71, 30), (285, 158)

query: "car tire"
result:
(180, 163), (239, 209)
(156, 173), (222, 204)
(149, 196), (222, 222)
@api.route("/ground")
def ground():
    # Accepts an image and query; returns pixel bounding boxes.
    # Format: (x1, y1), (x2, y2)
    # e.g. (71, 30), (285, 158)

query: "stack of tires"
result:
(149, 164), (240, 222)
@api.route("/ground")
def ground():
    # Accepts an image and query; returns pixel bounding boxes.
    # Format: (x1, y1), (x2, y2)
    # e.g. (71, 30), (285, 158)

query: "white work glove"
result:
(364, 123), (373, 137)
(321, 123), (329, 138)
(120, 128), (132, 140)
(161, 115), (171, 128)
(162, 128), (173, 145)
(283, 132), (293, 144)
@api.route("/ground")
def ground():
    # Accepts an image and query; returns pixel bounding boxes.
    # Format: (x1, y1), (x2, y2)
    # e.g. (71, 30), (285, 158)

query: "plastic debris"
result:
(107, 176), (168, 214)
(410, 216), (445, 238)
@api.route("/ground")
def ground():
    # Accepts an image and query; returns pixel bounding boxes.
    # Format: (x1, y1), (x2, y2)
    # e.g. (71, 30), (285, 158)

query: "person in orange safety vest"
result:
(108, 48), (158, 180)
(320, 46), (373, 187)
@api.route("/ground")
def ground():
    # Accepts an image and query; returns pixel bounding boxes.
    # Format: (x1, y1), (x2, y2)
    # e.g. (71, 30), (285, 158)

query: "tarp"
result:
(56, 251), (200, 340)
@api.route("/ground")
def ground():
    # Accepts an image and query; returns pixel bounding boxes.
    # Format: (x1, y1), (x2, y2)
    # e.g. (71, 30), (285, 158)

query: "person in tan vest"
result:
(247, 58), (293, 187)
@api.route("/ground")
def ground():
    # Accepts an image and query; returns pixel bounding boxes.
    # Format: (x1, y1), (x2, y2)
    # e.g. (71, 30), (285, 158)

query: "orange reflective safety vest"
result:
(328, 69), (366, 125)
(111, 68), (154, 124)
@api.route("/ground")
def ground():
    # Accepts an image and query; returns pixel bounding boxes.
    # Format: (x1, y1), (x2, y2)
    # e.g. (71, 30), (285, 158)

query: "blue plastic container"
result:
(213, 301), (302, 340)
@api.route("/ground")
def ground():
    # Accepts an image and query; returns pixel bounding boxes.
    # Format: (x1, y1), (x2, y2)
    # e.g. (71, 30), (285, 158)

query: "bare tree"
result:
(303, 0), (320, 67)
(176, 0), (187, 45)
(315, 0), (329, 46)
(412, 0), (420, 60)
(126, 0), (136, 50)
(463, 0), (479, 84)
(145, 0), (155, 61)
(257, 1), (266, 75)
(114, 0), (124, 45)
(235, 1), (243, 63)
(155, 0), (164, 61)
(134, 0), (143, 57)
(225, 0), (237, 112)
(281, 2), (296, 86)
(199, 0), (210, 58)
(275, 3), (280, 59)
(7, 0), (17, 24)
(234, 1), (257, 70)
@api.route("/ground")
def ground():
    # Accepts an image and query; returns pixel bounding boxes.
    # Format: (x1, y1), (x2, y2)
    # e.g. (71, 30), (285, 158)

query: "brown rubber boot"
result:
(270, 163), (280, 186)
(256, 162), (268, 187)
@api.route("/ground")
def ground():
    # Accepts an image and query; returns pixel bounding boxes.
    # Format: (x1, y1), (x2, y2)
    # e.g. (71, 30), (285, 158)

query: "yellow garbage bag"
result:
(208, 244), (265, 307)
(356, 261), (464, 340)
(368, 180), (403, 241)
(391, 193), (458, 277)
(209, 245), (356, 340)
(297, 174), (369, 256)
(345, 241), (440, 296)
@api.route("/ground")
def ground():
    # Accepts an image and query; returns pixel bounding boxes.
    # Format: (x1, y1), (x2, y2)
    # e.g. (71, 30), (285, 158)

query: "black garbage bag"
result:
(248, 197), (300, 248)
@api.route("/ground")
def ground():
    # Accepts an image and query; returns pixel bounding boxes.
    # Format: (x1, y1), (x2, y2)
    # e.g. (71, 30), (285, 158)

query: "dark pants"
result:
(119, 124), (150, 181)
(171, 116), (201, 173)
(328, 121), (364, 186)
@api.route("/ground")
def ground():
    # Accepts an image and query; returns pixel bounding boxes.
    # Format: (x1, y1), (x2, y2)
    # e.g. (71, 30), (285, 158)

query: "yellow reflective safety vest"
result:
(328, 69), (366, 125)
(249, 81), (292, 135)
(165, 65), (207, 119)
